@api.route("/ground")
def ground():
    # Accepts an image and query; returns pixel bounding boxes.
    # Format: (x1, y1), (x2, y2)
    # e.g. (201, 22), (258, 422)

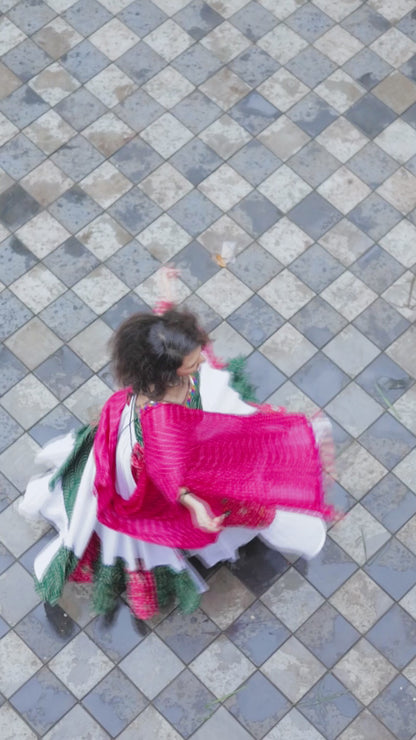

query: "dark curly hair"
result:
(111, 310), (209, 399)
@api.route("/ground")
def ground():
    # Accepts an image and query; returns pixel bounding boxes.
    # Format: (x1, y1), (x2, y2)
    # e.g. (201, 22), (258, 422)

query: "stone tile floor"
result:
(1, 0), (416, 737)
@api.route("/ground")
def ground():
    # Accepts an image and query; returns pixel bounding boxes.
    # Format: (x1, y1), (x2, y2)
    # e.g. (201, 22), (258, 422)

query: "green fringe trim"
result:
(34, 547), (78, 605)
(49, 424), (96, 519)
(92, 557), (126, 615)
(226, 356), (258, 403)
(154, 566), (200, 613)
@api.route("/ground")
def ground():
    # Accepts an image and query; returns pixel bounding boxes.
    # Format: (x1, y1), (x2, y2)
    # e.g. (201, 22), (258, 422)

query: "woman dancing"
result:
(21, 308), (333, 620)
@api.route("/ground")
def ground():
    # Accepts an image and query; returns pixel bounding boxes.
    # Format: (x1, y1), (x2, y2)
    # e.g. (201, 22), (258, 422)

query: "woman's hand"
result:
(179, 490), (224, 533)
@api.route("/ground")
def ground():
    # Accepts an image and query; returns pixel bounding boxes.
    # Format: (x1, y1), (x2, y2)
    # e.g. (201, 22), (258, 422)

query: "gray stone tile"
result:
(370, 674), (416, 740)
(156, 607), (220, 663)
(228, 243), (282, 291)
(289, 192), (342, 241)
(63, 0), (112, 35)
(172, 43), (222, 85)
(296, 602), (359, 668)
(359, 413), (416, 469)
(170, 139), (222, 186)
(229, 191), (282, 238)
(288, 140), (339, 188)
(345, 94), (397, 138)
(114, 89), (164, 133)
(168, 190), (221, 237)
(291, 296), (348, 349)
(290, 244), (344, 293)
(171, 90), (222, 135)
(15, 603), (79, 661)
(287, 47), (337, 89)
(341, 5), (390, 44)
(107, 241), (160, 288)
(0, 290), (33, 342)
(353, 298), (410, 351)
(51, 134), (105, 180)
(229, 46), (280, 88)
(355, 352), (413, 408)
(83, 668), (147, 737)
(0, 408), (23, 454)
(367, 604), (416, 669)
(0, 235), (38, 286)
(364, 537), (416, 601)
(119, 0), (167, 36)
(0, 134), (45, 180)
(189, 706), (252, 740)
(348, 193), (401, 242)
(244, 351), (286, 402)
(55, 88), (107, 130)
(298, 672), (362, 739)
(0, 85), (49, 128)
(350, 245), (405, 294)
(61, 40), (109, 84)
(174, 241), (219, 289)
(154, 669), (215, 737)
(39, 291), (96, 342)
(292, 352), (349, 406)
(348, 142), (399, 189)
(34, 346), (92, 400)
(10, 667), (76, 736)
(3, 38), (52, 83)
(29, 404), (81, 445)
(117, 42), (165, 86)
(226, 601), (289, 666)
(44, 237), (99, 287)
(49, 186), (103, 232)
(229, 91), (281, 135)
(110, 138), (163, 183)
(229, 140), (281, 187)
(226, 671), (290, 738)
(343, 48), (392, 91)
(288, 91), (338, 137)
(362, 474), (416, 534)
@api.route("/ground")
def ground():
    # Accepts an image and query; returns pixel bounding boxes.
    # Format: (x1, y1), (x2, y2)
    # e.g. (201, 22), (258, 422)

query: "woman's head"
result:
(111, 310), (208, 398)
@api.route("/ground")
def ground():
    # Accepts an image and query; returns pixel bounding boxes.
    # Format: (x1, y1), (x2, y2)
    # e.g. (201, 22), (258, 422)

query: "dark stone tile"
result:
(287, 47), (337, 88)
(156, 607), (220, 663)
(325, 479), (355, 514)
(0, 473), (20, 514)
(229, 243), (282, 291)
(229, 46), (280, 88)
(174, 0), (222, 41)
(245, 351), (286, 402)
(288, 91), (338, 137)
(83, 667), (147, 736)
(0, 542), (14, 576)
(55, 88), (107, 130)
(353, 298), (410, 351)
(51, 134), (105, 180)
(8, 0), (56, 34)
(291, 296), (348, 349)
(231, 1), (277, 41)
(296, 602), (360, 668)
(229, 140), (281, 187)
(359, 413), (416, 469)
(61, 40), (109, 83)
(341, 5), (390, 44)
(0, 85), (49, 128)
(355, 353), (413, 408)
(3, 38), (52, 82)
(102, 293), (150, 330)
(114, 89), (164, 133)
(39, 291), (96, 342)
(63, 0), (112, 34)
(154, 669), (216, 738)
(0, 615), (9, 638)
(226, 671), (290, 738)
(403, 102), (416, 129)
(348, 193), (401, 241)
(29, 404), (81, 445)
(15, 603), (79, 660)
(110, 137), (163, 183)
(180, 294), (222, 333)
(343, 48), (393, 91)
(44, 237), (99, 287)
(348, 142), (399, 189)
(227, 538), (290, 597)
(350, 245), (404, 294)
(174, 241), (219, 290)
(117, 41), (165, 86)
(401, 54), (416, 83)
(287, 3), (334, 41)
(296, 537), (358, 598)
(171, 90), (222, 135)
(291, 244), (344, 293)
(119, 0), (167, 35)
(228, 295), (284, 348)
(292, 352), (349, 406)
(10, 666), (76, 735)
(367, 604), (416, 669)
(0, 235), (38, 285)
(345, 94), (396, 138)
(289, 192), (342, 240)
(229, 191), (282, 239)
(298, 672), (363, 740)
(169, 191), (222, 238)
(172, 43), (222, 85)
(0, 407), (24, 453)
(109, 189), (162, 236)
(397, 11), (416, 42)
(226, 601), (289, 665)
(0, 345), (27, 396)
(34, 346), (92, 400)
(0, 132), (45, 180)
(97, 362), (117, 392)
(361, 473), (416, 533)
(86, 602), (149, 662)
(0, 289), (33, 342)
(107, 241), (160, 288)
(364, 538), (416, 600)
(49, 186), (103, 232)
(370, 675), (416, 740)
(19, 529), (56, 574)
(170, 139), (222, 186)
(288, 140), (339, 188)
(229, 91), (281, 136)
(0, 184), (41, 230)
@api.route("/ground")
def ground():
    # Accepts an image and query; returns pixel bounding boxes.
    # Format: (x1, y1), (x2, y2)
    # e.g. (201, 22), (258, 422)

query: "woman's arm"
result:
(179, 488), (224, 533)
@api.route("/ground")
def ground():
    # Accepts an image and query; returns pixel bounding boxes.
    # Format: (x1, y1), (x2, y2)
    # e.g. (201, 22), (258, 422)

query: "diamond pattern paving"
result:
(1, 1), (416, 737)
